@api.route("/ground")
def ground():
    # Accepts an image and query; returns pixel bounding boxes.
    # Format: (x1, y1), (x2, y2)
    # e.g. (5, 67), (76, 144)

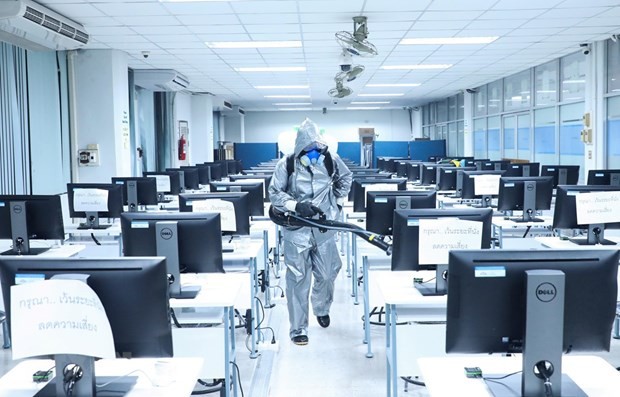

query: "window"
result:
(607, 39), (620, 94)
(437, 99), (448, 123)
(448, 122), (457, 156)
(534, 107), (557, 165)
(504, 70), (531, 111)
(457, 92), (464, 120)
(560, 52), (586, 102)
(559, 102), (584, 181)
(488, 80), (502, 114)
(607, 96), (620, 168)
(488, 116), (501, 160)
(535, 60), (558, 106)
(474, 118), (486, 159)
(474, 85), (487, 117)
(448, 96), (457, 121)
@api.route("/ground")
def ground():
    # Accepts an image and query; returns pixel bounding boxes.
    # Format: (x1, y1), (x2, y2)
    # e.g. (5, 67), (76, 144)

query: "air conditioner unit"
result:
(0, 0), (89, 51)
(133, 69), (190, 92)
(213, 98), (233, 111)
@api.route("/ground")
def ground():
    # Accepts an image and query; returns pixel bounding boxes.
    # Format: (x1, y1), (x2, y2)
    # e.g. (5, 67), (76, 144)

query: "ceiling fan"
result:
(336, 64), (365, 82)
(335, 16), (378, 58)
(328, 80), (353, 99)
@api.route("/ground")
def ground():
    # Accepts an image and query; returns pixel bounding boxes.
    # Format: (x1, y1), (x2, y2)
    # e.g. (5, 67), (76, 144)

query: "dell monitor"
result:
(111, 177), (158, 212)
(446, 249), (619, 397)
(229, 174), (272, 202)
(463, 158), (489, 168)
(391, 208), (493, 296)
(351, 178), (407, 213)
(461, 170), (504, 207)
(181, 165), (212, 186)
(143, 171), (182, 201)
(553, 185), (620, 245)
(480, 160), (510, 171)
(587, 169), (620, 186)
(503, 162), (540, 177)
(365, 190), (437, 235)
(167, 167), (200, 190)
(67, 183), (124, 229)
(540, 165), (580, 187)
(437, 166), (476, 191)
(407, 162), (422, 182)
(420, 163), (442, 186)
(204, 162), (224, 180)
(0, 195), (64, 255)
(209, 181), (265, 216)
(121, 212), (224, 299)
(179, 192), (251, 235)
(498, 176), (554, 222)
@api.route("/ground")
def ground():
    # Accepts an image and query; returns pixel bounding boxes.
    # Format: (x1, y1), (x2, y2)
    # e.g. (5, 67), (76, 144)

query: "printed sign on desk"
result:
(73, 188), (108, 212)
(10, 279), (115, 360)
(473, 174), (501, 196)
(363, 183), (399, 205)
(193, 199), (237, 232)
(154, 175), (171, 193)
(575, 191), (620, 225)
(418, 219), (483, 265)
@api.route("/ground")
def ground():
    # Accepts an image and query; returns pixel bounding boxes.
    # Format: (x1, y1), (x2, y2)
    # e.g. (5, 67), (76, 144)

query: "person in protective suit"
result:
(269, 119), (352, 345)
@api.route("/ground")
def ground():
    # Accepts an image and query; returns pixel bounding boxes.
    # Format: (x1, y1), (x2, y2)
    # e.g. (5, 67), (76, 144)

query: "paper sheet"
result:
(418, 219), (483, 265)
(10, 279), (115, 360)
(575, 190), (620, 225)
(363, 183), (399, 205)
(73, 188), (109, 212)
(473, 174), (501, 196)
(154, 175), (171, 193)
(192, 199), (237, 232)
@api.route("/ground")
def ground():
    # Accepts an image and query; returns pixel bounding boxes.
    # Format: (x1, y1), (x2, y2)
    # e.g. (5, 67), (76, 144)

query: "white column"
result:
(463, 91), (474, 157)
(190, 94), (214, 163)
(585, 40), (607, 171)
(411, 107), (423, 140)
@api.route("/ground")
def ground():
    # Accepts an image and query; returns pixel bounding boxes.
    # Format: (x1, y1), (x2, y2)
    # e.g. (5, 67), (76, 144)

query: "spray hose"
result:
(268, 205), (392, 255)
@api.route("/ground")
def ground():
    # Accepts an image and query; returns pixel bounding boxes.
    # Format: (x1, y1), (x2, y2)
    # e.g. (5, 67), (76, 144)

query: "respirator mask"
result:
(299, 143), (326, 167)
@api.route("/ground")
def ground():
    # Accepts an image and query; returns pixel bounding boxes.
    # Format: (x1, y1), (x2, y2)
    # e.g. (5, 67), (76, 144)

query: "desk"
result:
(0, 242), (85, 258)
(492, 215), (553, 248)
(437, 195), (484, 209)
(64, 223), (123, 256)
(0, 357), (203, 397)
(418, 355), (620, 397)
(171, 274), (243, 397)
(535, 236), (620, 249)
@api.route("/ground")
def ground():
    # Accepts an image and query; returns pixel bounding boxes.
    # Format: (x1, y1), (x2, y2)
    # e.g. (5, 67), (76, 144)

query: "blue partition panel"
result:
(408, 140), (446, 161)
(234, 143), (278, 169)
(337, 142), (360, 164)
(373, 141), (410, 167)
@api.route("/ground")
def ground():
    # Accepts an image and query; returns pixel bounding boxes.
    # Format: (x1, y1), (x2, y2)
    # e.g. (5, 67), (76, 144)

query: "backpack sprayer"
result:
(268, 206), (392, 255)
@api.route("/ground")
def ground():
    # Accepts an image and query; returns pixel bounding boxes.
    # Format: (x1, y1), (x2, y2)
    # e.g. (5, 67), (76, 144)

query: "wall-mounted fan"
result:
(335, 16), (378, 57)
(328, 80), (353, 98)
(336, 64), (365, 82)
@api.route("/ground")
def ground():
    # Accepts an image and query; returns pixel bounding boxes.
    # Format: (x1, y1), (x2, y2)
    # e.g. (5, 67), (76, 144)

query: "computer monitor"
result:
(395, 161), (419, 178)
(497, 176), (554, 222)
(540, 165), (580, 187)
(406, 162), (422, 182)
(0, 256), (173, 358)
(479, 160), (510, 171)
(351, 178), (407, 213)
(446, 249), (619, 397)
(391, 208), (493, 296)
(420, 163), (440, 185)
(461, 170), (505, 207)
(179, 192), (250, 235)
(553, 185), (620, 245)
(167, 167), (200, 190)
(0, 195), (64, 255)
(365, 190), (436, 235)
(229, 174), (272, 202)
(587, 169), (620, 186)
(209, 181), (265, 216)
(67, 183), (124, 229)
(120, 212), (224, 299)
(143, 171), (182, 201)
(204, 162), (224, 180)
(111, 177), (158, 212)
(437, 166), (477, 191)
(503, 162), (540, 177)
(384, 158), (408, 173)
(462, 158), (489, 168)
(180, 165), (211, 185)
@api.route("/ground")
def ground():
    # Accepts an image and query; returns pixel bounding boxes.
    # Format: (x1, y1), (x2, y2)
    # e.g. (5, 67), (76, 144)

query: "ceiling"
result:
(38, 0), (620, 111)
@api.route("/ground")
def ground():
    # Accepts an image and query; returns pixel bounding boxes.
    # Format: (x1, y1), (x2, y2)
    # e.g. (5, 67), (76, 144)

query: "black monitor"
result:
(498, 176), (554, 222)
(420, 163), (440, 185)
(553, 185), (620, 245)
(111, 177), (158, 212)
(463, 158), (489, 168)
(179, 192), (250, 235)
(503, 162), (540, 177)
(446, 249), (619, 397)
(406, 162), (422, 182)
(461, 170), (505, 207)
(143, 171), (182, 201)
(540, 165), (580, 187)
(587, 169), (620, 186)
(480, 160), (510, 171)
(391, 208), (493, 296)
(121, 212), (223, 299)
(351, 178), (407, 213)
(395, 161), (417, 178)
(0, 256), (173, 358)
(348, 174), (394, 201)
(365, 190), (436, 235)
(209, 181), (264, 216)
(0, 195), (64, 255)
(229, 174), (272, 202)
(67, 183), (124, 229)
(167, 167), (200, 190)
(204, 162), (224, 180)
(180, 165), (211, 185)
(437, 166), (476, 191)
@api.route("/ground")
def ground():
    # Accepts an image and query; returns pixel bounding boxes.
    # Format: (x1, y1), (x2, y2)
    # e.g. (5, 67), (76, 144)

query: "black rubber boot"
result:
(291, 335), (309, 345)
(317, 315), (330, 328)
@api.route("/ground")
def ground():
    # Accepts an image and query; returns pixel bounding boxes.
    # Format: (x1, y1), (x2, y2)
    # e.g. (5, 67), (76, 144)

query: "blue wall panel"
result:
(234, 143), (278, 169)
(337, 142), (360, 164)
(374, 141), (410, 167)
(408, 140), (446, 161)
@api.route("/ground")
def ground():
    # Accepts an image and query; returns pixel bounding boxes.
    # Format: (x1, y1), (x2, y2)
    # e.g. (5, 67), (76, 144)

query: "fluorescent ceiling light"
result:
(207, 41), (301, 49)
(400, 37), (498, 45)
(358, 93), (404, 97)
(273, 102), (312, 106)
(380, 64), (452, 70)
(562, 79), (586, 84)
(235, 66), (306, 72)
(347, 107), (382, 110)
(265, 95), (311, 98)
(350, 101), (390, 104)
(366, 83), (420, 87)
(278, 108), (313, 111)
(255, 85), (309, 89)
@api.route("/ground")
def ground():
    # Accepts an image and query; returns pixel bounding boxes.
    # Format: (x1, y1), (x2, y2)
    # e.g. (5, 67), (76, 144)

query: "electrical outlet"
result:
(78, 144), (100, 167)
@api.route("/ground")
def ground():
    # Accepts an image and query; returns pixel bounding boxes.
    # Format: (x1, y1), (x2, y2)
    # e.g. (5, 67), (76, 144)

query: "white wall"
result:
(173, 92), (192, 167)
(190, 95), (214, 163)
(244, 109), (412, 142)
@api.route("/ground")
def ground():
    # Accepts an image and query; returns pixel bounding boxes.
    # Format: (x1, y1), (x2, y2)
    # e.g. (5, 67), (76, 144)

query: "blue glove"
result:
(295, 202), (321, 217)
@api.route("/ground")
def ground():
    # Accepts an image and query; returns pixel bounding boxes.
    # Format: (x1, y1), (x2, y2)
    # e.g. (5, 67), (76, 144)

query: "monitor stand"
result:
(78, 212), (111, 230)
(156, 221), (201, 299)
(611, 173), (620, 186)
(557, 168), (568, 186)
(569, 224), (616, 246)
(511, 181), (544, 223)
(127, 181), (138, 213)
(414, 265), (447, 296)
(0, 201), (50, 256)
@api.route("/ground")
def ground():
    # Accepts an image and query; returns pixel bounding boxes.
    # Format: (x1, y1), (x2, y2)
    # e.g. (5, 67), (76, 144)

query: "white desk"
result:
(64, 223), (123, 256)
(0, 357), (203, 397)
(492, 215), (553, 248)
(418, 355), (620, 397)
(536, 236), (620, 249)
(0, 242), (85, 258)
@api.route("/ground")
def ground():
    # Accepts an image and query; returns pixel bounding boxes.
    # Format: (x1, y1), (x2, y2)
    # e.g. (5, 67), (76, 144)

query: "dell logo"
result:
(11, 204), (23, 214)
(398, 200), (409, 209)
(536, 283), (557, 303)
(526, 183), (535, 192)
(160, 228), (174, 240)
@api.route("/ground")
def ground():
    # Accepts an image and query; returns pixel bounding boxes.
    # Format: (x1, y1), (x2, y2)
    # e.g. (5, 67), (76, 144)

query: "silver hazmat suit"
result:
(269, 119), (352, 339)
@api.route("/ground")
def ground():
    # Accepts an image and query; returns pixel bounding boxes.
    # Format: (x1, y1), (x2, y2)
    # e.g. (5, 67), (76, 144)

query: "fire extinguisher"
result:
(178, 134), (187, 161)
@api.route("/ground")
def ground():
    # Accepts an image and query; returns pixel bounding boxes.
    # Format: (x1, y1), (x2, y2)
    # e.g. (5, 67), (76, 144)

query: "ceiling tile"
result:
(427, 0), (498, 11)
(114, 15), (182, 26)
(176, 14), (240, 25)
(131, 26), (192, 35)
(237, 13), (299, 24)
(160, 2), (234, 15)
(492, 0), (563, 9)
(299, 0), (365, 13)
(363, 0), (432, 12)
(410, 20), (470, 30)
(46, 3), (105, 18)
(94, 3), (169, 17)
(231, 1), (298, 14)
